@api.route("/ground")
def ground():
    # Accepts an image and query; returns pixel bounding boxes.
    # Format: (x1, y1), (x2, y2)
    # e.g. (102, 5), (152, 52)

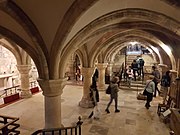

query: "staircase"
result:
(126, 54), (138, 66)
(119, 80), (145, 92)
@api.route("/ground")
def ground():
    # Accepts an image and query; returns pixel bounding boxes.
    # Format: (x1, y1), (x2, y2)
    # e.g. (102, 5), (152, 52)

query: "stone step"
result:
(121, 80), (145, 85)
(119, 85), (144, 91)
(120, 83), (145, 88)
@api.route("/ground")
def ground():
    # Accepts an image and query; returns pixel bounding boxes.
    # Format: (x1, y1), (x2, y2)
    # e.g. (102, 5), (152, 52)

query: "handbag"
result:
(143, 89), (148, 95)
(106, 85), (111, 94)
(143, 81), (152, 95)
(137, 93), (147, 100)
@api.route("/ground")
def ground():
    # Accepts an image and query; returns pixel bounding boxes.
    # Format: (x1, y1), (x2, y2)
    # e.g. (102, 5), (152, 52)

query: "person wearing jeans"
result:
(145, 75), (155, 109)
(105, 76), (120, 113)
(151, 66), (160, 97)
(160, 71), (171, 104)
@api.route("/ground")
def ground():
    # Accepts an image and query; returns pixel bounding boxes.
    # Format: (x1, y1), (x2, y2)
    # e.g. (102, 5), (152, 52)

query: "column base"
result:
(79, 97), (94, 108)
(20, 90), (32, 98)
(98, 85), (106, 91)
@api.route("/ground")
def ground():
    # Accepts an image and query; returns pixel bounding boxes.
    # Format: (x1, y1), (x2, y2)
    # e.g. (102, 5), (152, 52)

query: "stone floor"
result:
(0, 84), (171, 135)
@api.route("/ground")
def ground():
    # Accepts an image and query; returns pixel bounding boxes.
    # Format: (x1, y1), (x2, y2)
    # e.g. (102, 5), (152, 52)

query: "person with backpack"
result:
(131, 59), (139, 81)
(105, 76), (120, 113)
(161, 70), (171, 104)
(137, 56), (145, 78)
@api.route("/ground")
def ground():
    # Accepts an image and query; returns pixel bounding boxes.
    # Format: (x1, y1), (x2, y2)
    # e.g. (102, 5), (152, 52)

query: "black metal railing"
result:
(30, 80), (38, 89)
(0, 80), (39, 98)
(0, 115), (20, 135)
(0, 85), (20, 97)
(32, 116), (83, 135)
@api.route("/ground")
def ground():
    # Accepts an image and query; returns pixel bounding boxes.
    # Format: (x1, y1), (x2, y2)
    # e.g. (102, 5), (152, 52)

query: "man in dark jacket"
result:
(131, 59), (139, 81)
(160, 70), (171, 104)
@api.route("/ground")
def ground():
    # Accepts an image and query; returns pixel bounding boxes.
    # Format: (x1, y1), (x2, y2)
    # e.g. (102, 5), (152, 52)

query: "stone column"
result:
(17, 65), (32, 98)
(97, 63), (108, 91)
(66, 54), (75, 80)
(38, 78), (67, 129)
(79, 67), (95, 108)
(107, 63), (113, 79)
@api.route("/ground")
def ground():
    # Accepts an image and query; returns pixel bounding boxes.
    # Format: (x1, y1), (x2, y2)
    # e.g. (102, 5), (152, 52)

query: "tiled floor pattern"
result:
(0, 84), (170, 135)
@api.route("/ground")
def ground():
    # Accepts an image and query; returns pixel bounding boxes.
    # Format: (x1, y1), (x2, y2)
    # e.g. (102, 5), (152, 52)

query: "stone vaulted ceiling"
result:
(0, 0), (180, 79)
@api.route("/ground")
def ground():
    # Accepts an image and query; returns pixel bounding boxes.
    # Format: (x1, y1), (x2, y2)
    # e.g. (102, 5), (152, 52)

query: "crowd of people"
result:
(88, 60), (172, 119)
(120, 55), (145, 87)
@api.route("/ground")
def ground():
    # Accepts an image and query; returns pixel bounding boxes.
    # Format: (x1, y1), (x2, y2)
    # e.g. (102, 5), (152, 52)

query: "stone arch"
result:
(75, 46), (90, 67)
(57, 8), (179, 79)
(0, 26), (48, 79)
(0, 40), (22, 65)
(104, 40), (158, 64)
(89, 29), (174, 69)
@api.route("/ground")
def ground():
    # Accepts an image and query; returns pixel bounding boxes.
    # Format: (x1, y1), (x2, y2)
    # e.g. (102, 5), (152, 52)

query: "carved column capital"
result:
(16, 65), (31, 74)
(38, 78), (67, 97)
(81, 67), (95, 77)
(96, 63), (108, 70)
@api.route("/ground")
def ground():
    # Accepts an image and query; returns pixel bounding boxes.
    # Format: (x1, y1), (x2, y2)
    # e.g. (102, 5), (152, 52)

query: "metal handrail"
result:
(0, 115), (20, 135)
(0, 85), (20, 98)
(32, 116), (83, 135)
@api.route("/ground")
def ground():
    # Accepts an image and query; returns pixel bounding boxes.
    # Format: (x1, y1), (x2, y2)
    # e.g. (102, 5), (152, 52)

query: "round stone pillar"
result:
(97, 63), (108, 91)
(17, 65), (32, 98)
(38, 78), (67, 129)
(79, 67), (95, 108)
(107, 63), (113, 79)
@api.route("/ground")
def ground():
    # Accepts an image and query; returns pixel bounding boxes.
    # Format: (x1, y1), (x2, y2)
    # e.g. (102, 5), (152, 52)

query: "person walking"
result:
(144, 75), (155, 109)
(136, 56), (145, 78)
(160, 70), (171, 104)
(131, 59), (139, 81)
(126, 66), (133, 88)
(105, 76), (120, 113)
(88, 81), (100, 119)
(151, 66), (161, 97)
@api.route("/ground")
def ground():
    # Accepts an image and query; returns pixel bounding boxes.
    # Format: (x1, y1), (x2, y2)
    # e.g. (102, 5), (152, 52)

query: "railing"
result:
(32, 116), (83, 135)
(0, 115), (20, 135)
(30, 80), (38, 89)
(0, 85), (20, 97)
(0, 80), (39, 98)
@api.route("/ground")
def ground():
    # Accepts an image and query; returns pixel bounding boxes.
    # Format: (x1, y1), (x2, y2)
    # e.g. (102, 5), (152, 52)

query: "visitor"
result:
(131, 59), (138, 81)
(126, 66), (133, 88)
(160, 70), (171, 104)
(105, 76), (120, 113)
(136, 56), (145, 78)
(151, 66), (161, 97)
(144, 75), (155, 109)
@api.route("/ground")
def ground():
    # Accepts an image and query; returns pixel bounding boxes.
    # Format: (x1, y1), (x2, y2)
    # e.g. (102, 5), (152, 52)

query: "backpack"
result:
(139, 59), (144, 67)
(161, 75), (169, 87)
(106, 85), (111, 94)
